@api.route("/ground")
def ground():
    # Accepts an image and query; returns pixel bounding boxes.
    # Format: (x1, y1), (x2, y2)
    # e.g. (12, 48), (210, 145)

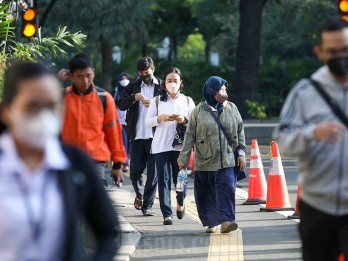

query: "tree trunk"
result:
(233, 0), (267, 118)
(205, 40), (210, 63)
(100, 39), (113, 91)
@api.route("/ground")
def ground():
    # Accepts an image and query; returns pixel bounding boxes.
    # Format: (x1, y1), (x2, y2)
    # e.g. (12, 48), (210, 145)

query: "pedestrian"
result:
(114, 72), (131, 174)
(118, 57), (162, 216)
(0, 62), (119, 261)
(178, 76), (246, 233)
(273, 16), (348, 261)
(145, 67), (195, 225)
(61, 53), (127, 187)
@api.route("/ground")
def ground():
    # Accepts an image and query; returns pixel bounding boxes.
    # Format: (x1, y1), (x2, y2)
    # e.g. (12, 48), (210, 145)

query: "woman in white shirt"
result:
(145, 67), (195, 225)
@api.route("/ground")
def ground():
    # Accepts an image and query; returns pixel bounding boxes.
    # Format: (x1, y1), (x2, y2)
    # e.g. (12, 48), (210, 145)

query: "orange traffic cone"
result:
(243, 139), (267, 205)
(339, 253), (345, 261)
(288, 185), (301, 219)
(260, 141), (294, 212)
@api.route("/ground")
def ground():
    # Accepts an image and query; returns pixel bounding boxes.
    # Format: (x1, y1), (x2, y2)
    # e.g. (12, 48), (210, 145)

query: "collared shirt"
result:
(135, 78), (159, 140)
(0, 133), (70, 261)
(145, 93), (195, 154)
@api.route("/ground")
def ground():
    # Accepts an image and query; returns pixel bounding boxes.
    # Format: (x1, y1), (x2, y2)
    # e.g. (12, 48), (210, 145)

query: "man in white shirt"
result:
(118, 57), (162, 216)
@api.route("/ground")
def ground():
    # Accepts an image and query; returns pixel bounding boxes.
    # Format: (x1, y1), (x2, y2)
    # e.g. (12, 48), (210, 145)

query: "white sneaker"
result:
(206, 226), (218, 233)
(220, 221), (238, 233)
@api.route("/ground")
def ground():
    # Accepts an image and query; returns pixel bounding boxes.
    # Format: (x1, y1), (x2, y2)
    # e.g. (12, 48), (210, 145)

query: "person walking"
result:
(178, 76), (246, 233)
(118, 57), (162, 216)
(274, 16), (348, 261)
(145, 67), (195, 225)
(0, 62), (119, 261)
(61, 53), (127, 187)
(114, 72), (131, 174)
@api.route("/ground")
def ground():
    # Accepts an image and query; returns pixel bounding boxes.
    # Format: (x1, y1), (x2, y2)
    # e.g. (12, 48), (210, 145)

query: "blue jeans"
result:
(155, 151), (186, 218)
(130, 139), (157, 211)
(194, 168), (237, 227)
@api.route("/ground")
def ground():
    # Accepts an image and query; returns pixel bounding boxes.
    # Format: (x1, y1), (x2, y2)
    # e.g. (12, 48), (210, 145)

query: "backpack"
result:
(95, 86), (107, 112)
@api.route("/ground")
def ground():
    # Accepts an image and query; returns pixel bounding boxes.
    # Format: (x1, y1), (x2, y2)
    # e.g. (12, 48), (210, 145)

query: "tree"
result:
(0, 3), (86, 100)
(233, 0), (268, 117)
(152, 0), (197, 61)
(46, 0), (151, 90)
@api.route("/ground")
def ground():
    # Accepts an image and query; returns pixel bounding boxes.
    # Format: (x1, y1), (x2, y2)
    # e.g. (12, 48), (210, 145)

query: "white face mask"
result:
(119, 79), (130, 87)
(11, 109), (61, 150)
(166, 82), (180, 94)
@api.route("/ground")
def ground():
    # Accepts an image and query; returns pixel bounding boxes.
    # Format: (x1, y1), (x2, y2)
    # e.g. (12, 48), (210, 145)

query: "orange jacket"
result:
(62, 85), (127, 164)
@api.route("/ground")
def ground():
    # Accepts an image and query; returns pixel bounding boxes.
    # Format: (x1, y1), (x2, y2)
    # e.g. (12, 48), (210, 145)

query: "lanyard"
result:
(14, 171), (50, 242)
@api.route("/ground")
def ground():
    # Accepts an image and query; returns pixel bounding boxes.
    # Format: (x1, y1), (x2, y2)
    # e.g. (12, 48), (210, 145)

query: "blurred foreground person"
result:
(0, 62), (119, 261)
(178, 76), (246, 233)
(274, 16), (348, 261)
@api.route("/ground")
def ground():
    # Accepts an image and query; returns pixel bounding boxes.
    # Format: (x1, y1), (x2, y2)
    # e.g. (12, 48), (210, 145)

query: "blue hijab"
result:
(115, 72), (130, 102)
(202, 76), (228, 112)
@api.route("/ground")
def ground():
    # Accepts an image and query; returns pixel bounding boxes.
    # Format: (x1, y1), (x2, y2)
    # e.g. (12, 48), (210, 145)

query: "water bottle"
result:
(176, 168), (188, 192)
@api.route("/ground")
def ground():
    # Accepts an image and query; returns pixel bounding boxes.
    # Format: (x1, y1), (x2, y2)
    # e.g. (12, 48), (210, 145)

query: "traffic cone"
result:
(288, 185), (301, 219)
(260, 141), (294, 212)
(243, 139), (267, 205)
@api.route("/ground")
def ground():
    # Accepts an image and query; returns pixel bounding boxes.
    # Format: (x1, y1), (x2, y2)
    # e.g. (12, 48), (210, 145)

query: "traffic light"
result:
(22, 7), (37, 38)
(339, 0), (348, 21)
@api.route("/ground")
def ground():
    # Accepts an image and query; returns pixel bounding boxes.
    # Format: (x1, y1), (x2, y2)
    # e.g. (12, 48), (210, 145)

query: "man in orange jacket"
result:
(61, 53), (126, 186)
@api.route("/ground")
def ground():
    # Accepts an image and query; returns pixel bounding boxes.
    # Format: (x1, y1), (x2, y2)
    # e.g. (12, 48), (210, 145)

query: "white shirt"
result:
(146, 93), (195, 154)
(0, 133), (70, 261)
(135, 78), (159, 140)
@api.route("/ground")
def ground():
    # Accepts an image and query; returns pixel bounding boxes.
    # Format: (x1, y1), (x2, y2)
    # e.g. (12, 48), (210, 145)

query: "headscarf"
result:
(115, 72), (130, 102)
(202, 76), (228, 112)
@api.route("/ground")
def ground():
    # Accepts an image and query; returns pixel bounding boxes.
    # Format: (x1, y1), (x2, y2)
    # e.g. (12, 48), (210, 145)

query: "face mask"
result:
(119, 79), (130, 87)
(211, 88), (228, 104)
(327, 56), (348, 77)
(11, 109), (61, 150)
(140, 74), (153, 84)
(166, 82), (180, 94)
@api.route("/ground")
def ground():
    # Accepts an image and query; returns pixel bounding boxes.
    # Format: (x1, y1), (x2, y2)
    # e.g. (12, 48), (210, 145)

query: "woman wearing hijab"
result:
(114, 72), (131, 173)
(178, 76), (246, 233)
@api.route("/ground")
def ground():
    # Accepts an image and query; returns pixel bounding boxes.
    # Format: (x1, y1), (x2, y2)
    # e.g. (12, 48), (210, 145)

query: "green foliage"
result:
(245, 100), (267, 119)
(0, 1), (86, 101)
(177, 33), (205, 60)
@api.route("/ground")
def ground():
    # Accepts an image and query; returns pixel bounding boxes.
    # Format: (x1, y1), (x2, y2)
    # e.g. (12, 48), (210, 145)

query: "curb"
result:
(108, 189), (142, 261)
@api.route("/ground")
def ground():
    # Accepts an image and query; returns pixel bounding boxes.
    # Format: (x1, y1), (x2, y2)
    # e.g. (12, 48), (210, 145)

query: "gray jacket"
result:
(178, 101), (245, 171)
(273, 65), (348, 216)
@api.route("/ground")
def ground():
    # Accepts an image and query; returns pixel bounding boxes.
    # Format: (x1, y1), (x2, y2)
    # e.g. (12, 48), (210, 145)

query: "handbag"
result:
(202, 102), (246, 181)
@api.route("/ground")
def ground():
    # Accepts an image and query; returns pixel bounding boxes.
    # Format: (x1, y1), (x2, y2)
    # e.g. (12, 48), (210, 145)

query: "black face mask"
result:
(140, 74), (153, 84)
(327, 56), (348, 77)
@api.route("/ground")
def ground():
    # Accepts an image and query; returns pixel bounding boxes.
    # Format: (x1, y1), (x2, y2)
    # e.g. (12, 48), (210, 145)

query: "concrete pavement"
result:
(109, 145), (302, 260)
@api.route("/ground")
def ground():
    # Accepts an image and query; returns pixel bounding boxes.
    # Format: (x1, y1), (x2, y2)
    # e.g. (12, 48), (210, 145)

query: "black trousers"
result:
(299, 200), (348, 261)
(129, 139), (157, 211)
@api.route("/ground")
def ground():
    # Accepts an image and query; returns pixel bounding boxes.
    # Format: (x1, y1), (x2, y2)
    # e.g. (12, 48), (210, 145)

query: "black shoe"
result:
(177, 207), (185, 220)
(163, 217), (173, 225)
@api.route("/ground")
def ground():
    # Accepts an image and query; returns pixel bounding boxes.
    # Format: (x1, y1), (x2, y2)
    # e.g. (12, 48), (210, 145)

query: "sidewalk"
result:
(109, 172), (301, 261)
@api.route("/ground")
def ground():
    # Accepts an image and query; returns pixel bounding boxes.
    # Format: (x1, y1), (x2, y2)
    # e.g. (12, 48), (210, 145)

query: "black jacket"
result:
(118, 77), (162, 141)
(58, 145), (119, 261)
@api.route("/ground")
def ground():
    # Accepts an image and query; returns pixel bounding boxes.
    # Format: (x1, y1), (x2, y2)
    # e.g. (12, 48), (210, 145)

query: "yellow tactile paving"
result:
(170, 191), (244, 261)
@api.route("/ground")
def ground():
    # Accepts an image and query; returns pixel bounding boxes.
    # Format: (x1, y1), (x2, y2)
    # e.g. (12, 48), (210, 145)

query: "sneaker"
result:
(205, 226), (218, 233)
(220, 221), (238, 233)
